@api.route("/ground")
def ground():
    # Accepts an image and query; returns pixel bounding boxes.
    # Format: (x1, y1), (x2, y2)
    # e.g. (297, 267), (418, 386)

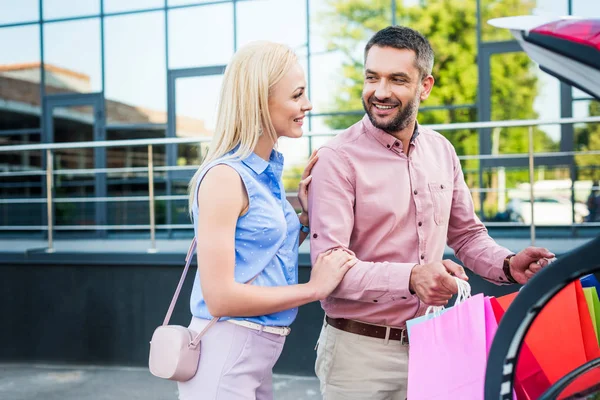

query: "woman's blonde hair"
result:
(187, 41), (298, 214)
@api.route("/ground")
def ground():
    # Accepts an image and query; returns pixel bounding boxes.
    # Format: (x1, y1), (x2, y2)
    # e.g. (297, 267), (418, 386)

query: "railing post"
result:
(528, 126), (536, 246)
(148, 144), (158, 253)
(45, 149), (55, 253)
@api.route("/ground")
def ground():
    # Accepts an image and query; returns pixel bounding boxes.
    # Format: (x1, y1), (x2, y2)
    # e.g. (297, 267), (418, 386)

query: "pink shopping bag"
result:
(407, 293), (514, 400)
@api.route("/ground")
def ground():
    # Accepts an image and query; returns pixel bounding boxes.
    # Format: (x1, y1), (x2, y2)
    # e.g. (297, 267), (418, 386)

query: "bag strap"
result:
(162, 237), (198, 326)
(162, 237), (259, 349)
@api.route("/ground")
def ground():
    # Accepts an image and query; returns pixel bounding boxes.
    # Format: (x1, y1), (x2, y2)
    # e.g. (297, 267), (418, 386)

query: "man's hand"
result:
(509, 247), (555, 284)
(409, 260), (469, 306)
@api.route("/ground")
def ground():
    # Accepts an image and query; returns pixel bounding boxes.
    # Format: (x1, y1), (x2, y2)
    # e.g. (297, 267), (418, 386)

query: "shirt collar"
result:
(240, 148), (284, 176)
(362, 114), (420, 151)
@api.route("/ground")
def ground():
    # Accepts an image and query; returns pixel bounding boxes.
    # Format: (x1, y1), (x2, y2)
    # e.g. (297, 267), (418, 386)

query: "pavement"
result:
(0, 363), (322, 400)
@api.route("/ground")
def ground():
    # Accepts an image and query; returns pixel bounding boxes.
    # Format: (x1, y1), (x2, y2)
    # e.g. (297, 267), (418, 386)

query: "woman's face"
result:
(268, 62), (313, 139)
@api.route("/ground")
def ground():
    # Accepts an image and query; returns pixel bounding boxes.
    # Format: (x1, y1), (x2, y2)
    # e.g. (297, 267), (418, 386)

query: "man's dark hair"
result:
(364, 26), (434, 80)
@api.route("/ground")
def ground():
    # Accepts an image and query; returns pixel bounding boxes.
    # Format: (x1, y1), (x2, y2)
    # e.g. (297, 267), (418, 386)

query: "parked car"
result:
(503, 197), (590, 225)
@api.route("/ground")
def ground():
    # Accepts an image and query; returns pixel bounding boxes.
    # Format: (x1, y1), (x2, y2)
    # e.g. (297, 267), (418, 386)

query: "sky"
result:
(0, 0), (599, 165)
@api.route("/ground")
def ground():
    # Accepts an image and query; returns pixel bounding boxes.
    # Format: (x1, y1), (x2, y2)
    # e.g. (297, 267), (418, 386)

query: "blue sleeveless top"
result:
(190, 148), (301, 326)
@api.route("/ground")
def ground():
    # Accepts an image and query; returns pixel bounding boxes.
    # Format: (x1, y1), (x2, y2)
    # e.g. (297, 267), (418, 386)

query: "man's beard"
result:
(362, 93), (420, 134)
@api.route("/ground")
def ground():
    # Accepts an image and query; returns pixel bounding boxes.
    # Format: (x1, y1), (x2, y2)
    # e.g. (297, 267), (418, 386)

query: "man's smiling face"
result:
(361, 45), (423, 134)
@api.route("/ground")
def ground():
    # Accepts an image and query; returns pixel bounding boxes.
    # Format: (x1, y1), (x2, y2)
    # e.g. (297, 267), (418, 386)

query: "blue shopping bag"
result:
(581, 274), (600, 295)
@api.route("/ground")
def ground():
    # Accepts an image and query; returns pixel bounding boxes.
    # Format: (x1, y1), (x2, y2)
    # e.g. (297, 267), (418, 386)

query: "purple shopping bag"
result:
(407, 294), (513, 400)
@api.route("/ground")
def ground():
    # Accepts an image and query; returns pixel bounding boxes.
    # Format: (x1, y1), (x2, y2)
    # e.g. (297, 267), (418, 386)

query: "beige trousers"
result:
(315, 321), (409, 400)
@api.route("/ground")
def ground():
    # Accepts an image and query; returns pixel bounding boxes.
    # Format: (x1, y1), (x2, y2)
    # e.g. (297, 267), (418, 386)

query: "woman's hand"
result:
(298, 150), (318, 220)
(308, 249), (357, 300)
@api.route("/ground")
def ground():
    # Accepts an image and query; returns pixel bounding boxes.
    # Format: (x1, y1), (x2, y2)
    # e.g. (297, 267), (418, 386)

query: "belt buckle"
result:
(281, 326), (291, 336)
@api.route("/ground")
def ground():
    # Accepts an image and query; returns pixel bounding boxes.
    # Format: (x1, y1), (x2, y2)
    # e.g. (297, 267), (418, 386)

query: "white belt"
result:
(227, 319), (291, 337)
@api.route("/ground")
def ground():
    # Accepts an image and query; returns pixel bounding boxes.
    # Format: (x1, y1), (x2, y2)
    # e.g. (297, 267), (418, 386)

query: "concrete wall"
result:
(0, 253), (523, 375)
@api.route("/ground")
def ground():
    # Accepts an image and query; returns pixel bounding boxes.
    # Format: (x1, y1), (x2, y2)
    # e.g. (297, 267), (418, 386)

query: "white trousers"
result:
(315, 322), (409, 400)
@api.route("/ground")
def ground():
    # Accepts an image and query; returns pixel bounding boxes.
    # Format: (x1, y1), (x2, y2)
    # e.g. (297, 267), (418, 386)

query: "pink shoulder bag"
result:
(148, 237), (257, 382)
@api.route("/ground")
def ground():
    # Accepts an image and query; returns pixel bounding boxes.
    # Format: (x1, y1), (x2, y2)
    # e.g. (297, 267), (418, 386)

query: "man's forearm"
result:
(452, 229), (513, 284)
(329, 259), (417, 303)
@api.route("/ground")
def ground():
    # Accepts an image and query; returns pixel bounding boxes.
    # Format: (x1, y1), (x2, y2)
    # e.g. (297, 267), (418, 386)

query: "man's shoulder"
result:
(418, 125), (455, 151)
(319, 119), (364, 154)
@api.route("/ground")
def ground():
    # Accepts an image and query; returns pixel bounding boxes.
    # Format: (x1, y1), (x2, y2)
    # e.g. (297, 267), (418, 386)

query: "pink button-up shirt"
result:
(308, 115), (513, 327)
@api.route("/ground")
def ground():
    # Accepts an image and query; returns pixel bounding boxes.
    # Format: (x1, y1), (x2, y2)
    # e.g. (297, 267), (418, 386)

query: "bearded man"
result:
(307, 25), (555, 400)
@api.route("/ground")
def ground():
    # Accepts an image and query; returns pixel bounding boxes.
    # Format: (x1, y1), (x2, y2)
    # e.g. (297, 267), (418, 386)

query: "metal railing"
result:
(1, 115), (600, 253)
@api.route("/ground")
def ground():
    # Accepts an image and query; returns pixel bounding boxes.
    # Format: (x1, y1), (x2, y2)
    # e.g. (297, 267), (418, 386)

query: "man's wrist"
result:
(408, 264), (419, 295)
(503, 254), (518, 284)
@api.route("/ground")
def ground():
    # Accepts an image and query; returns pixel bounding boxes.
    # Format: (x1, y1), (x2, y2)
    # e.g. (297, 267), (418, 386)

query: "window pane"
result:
(237, 0), (306, 50)
(574, 98), (600, 222)
(175, 74), (222, 167)
(104, 0), (163, 14)
(490, 52), (537, 121)
(52, 104), (95, 227)
(43, 19), (102, 94)
(106, 128), (166, 227)
(481, 0), (536, 41)
(532, 0), (568, 16)
(484, 166), (576, 224)
(0, 25), (41, 129)
(0, 0), (39, 24)
(168, 3), (233, 69)
(573, 0), (600, 16)
(0, 134), (43, 229)
(105, 11), (166, 124)
(42, 0), (99, 20)
(308, 51), (348, 115)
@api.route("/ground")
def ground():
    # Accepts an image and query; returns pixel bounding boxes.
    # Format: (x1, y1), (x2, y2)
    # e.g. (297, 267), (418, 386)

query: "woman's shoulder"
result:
(202, 163), (241, 183)
(196, 164), (246, 212)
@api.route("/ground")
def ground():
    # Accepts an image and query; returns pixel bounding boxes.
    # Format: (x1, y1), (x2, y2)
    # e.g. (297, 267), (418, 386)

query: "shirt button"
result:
(414, 190), (418, 195)
(418, 222), (422, 227)
(394, 142), (400, 147)
(421, 254), (425, 260)
(401, 296), (407, 299)
(386, 144), (391, 148)
(373, 299), (378, 303)
(441, 184), (445, 189)
(313, 233), (318, 239)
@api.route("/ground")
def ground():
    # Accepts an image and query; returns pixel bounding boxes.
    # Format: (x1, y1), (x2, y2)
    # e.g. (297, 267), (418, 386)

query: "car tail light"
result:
(527, 18), (600, 70)
(530, 19), (600, 50)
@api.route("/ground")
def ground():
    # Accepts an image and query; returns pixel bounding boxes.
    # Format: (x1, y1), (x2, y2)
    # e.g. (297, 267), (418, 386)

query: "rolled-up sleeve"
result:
(308, 147), (416, 302)
(446, 150), (513, 284)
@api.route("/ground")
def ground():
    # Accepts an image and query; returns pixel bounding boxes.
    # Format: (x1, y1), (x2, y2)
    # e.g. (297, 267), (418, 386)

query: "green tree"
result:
(319, 0), (559, 216)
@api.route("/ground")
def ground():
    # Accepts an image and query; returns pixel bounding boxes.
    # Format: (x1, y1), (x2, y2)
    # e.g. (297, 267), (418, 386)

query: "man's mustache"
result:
(369, 97), (401, 107)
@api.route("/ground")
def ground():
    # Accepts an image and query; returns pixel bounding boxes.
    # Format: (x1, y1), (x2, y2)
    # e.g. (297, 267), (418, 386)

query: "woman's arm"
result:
(196, 164), (354, 318)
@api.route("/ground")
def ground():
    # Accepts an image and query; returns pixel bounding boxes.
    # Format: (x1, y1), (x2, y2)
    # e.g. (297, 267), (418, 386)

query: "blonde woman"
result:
(177, 41), (356, 400)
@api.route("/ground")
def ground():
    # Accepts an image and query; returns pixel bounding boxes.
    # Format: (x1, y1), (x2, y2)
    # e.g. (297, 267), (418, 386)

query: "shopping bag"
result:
(405, 278), (471, 341)
(489, 296), (551, 399)
(581, 274), (600, 294)
(407, 294), (512, 399)
(496, 281), (600, 399)
(583, 287), (600, 345)
(406, 309), (448, 341)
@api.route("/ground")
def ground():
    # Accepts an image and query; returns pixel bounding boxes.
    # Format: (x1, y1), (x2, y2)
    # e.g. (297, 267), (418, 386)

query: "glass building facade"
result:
(0, 0), (598, 234)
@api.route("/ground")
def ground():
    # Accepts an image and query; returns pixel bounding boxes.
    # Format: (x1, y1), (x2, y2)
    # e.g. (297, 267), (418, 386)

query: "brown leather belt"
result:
(326, 316), (409, 345)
